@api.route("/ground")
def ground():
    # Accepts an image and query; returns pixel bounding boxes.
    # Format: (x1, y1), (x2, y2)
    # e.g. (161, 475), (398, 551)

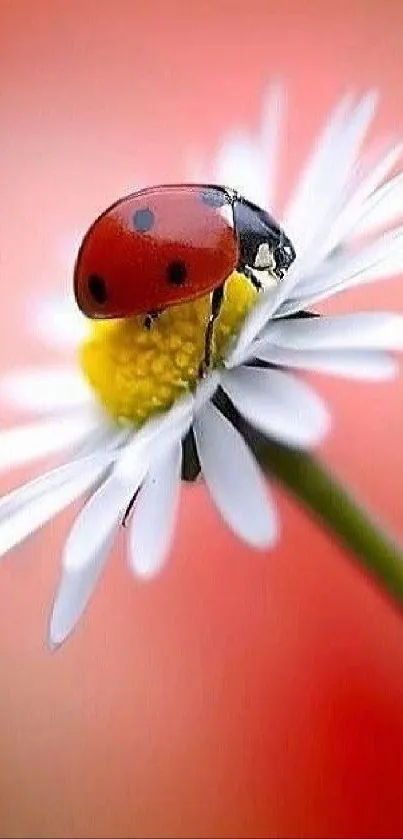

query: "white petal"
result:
(0, 410), (103, 473)
(31, 294), (88, 350)
(213, 130), (261, 205)
(129, 441), (182, 578)
(0, 445), (117, 521)
(62, 471), (138, 573)
(225, 94), (379, 365)
(258, 82), (285, 210)
(351, 170), (403, 238)
(49, 529), (115, 648)
(0, 367), (92, 414)
(194, 402), (277, 548)
(70, 422), (133, 460)
(283, 93), (377, 251)
(257, 312), (403, 352)
(225, 283), (282, 368)
(300, 141), (403, 275)
(282, 94), (379, 301)
(282, 93), (354, 246)
(63, 402), (189, 575)
(326, 144), (403, 248)
(194, 371), (220, 412)
(356, 247), (403, 283)
(0, 451), (111, 558)
(252, 345), (398, 380)
(212, 84), (285, 208)
(282, 91), (378, 305)
(289, 225), (403, 308)
(324, 90), (378, 201)
(221, 366), (329, 449)
(115, 394), (193, 482)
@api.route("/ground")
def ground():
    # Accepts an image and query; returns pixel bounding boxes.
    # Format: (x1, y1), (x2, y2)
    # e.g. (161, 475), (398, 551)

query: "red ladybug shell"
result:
(74, 185), (239, 319)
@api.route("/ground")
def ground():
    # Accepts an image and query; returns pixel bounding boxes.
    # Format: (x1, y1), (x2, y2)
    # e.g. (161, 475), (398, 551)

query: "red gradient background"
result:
(1, 1), (403, 837)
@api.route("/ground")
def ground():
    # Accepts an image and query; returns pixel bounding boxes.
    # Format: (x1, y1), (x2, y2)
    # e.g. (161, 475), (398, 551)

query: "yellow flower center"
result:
(79, 271), (257, 425)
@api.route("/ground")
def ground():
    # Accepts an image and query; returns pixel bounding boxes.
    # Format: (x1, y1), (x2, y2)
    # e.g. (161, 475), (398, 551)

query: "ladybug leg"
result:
(198, 283), (225, 379)
(121, 487), (141, 528)
(242, 264), (264, 291)
(143, 310), (160, 330)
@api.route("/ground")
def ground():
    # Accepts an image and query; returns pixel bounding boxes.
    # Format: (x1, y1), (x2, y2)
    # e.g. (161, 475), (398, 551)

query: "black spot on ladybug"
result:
(88, 273), (108, 304)
(200, 188), (228, 209)
(166, 260), (187, 285)
(133, 207), (155, 232)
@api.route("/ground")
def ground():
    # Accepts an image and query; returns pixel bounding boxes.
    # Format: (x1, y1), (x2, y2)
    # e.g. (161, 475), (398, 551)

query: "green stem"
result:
(250, 436), (403, 607)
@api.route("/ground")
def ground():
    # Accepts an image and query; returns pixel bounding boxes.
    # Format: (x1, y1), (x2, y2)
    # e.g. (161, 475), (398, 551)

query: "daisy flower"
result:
(1, 86), (403, 647)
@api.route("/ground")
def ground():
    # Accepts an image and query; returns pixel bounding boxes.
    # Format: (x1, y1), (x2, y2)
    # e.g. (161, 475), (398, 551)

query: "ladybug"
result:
(74, 184), (296, 374)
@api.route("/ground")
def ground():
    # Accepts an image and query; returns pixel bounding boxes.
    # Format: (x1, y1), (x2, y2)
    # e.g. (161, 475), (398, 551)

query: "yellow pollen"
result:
(79, 271), (257, 425)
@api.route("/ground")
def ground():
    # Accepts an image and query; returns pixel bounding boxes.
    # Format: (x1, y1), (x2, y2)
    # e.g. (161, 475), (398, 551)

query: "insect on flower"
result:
(73, 184), (296, 376)
(1, 87), (403, 648)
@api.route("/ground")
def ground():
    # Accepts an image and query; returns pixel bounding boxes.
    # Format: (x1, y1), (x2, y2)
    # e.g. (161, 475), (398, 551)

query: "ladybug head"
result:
(274, 235), (296, 277)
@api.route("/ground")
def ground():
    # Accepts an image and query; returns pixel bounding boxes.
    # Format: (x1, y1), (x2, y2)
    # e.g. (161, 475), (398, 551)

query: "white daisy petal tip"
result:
(253, 344), (399, 382)
(48, 605), (71, 651)
(50, 528), (116, 647)
(222, 366), (331, 451)
(47, 570), (88, 650)
(48, 571), (81, 650)
(260, 312), (403, 353)
(47, 636), (60, 653)
(194, 402), (278, 549)
(213, 130), (264, 207)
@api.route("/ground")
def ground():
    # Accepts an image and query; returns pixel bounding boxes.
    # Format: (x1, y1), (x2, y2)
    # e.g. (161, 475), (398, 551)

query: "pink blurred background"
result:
(1, 1), (403, 836)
